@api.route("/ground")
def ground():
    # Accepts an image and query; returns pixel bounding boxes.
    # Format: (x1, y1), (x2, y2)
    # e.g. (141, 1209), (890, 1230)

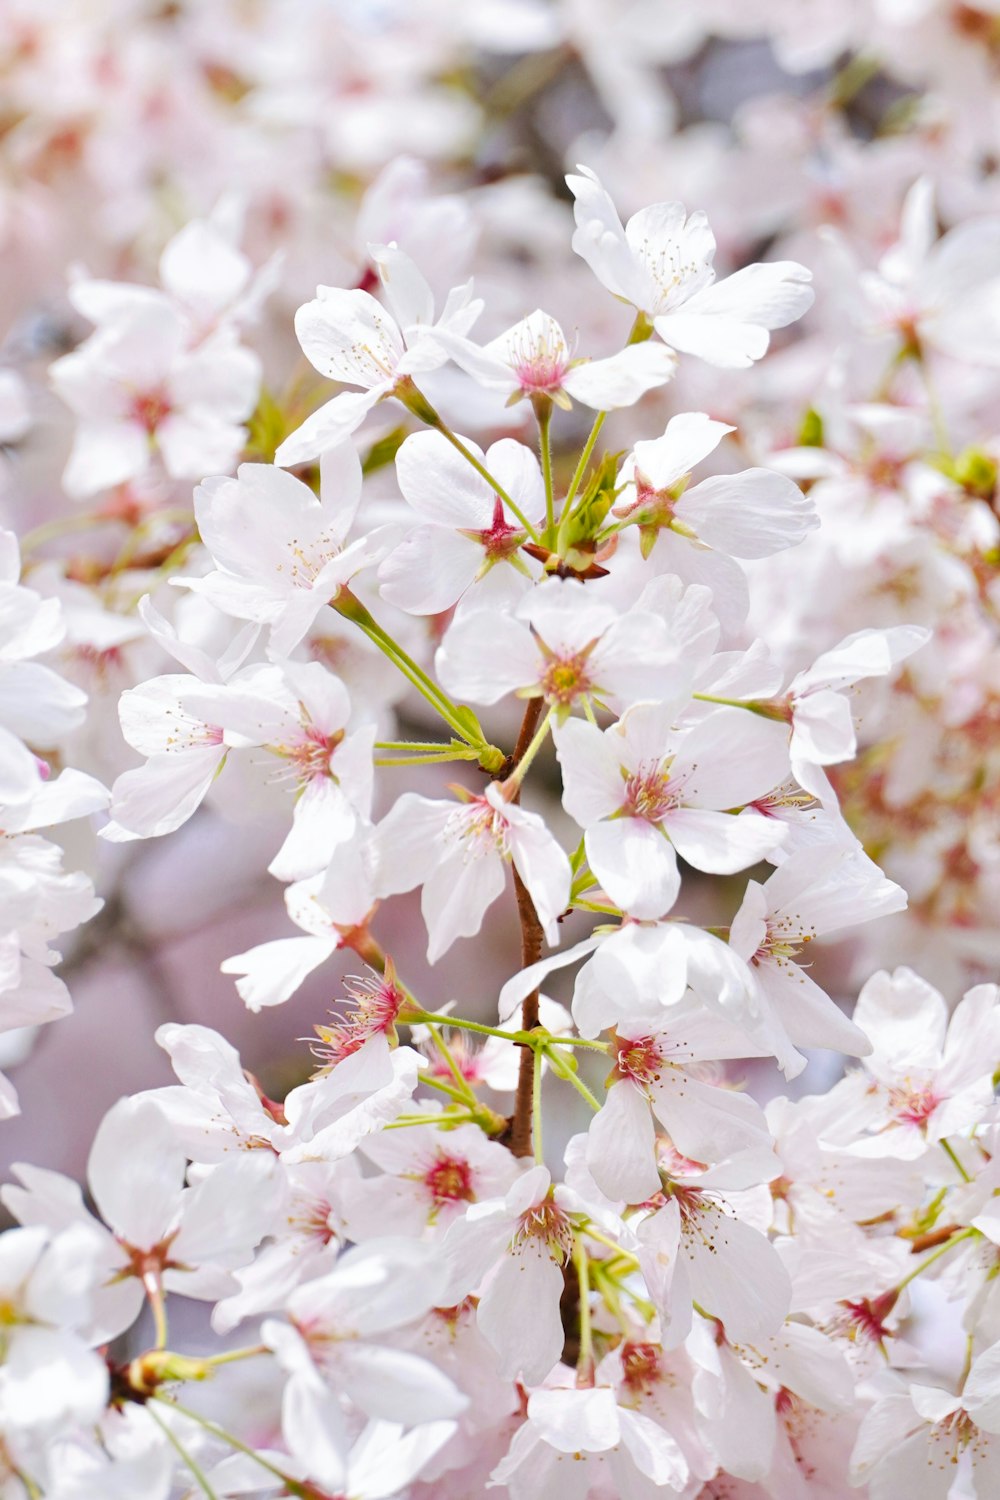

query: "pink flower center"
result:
(271, 724), (344, 787)
(889, 1083), (941, 1128)
(509, 324), (571, 394)
(424, 1153), (475, 1205)
(621, 1340), (662, 1394)
(129, 388), (172, 434)
(615, 1034), (664, 1085)
(446, 796), (510, 858)
(753, 915), (812, 966)
(623, 765), (676, 822)
(476, 495), (524, 560)
(312, 967), (405, 1069)
(513, 1198), (573, 1260)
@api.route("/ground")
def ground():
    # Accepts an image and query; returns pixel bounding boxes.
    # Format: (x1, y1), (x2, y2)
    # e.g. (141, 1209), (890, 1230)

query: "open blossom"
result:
(275, 245), (481, 467)
(430, 305), (678, 410)
(824, 968), (1000, 1158)
(586, 999), (775, 1203)
(373, 781), (571, 962)
(378, 430), (545, 615)
(50, 302), (260, 500)
(568, 165), (814, 367)
(729, 845), (905, 1073)
(614, 410), (819, 569)
(436, 576), (685, 717)
(555, 700), (790, 920)
(850, 1345), (1000, 1499)
(179, 444), (388, 658)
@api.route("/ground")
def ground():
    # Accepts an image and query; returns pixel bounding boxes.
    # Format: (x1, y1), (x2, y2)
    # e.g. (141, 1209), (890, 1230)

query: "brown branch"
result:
(498, 696), (546, 1158)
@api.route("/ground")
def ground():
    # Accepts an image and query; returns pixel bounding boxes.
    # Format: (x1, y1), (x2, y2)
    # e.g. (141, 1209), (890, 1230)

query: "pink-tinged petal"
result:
(753, 957), (871, 1058)
(497, 933), (606, 1024)
(103, 746), (226, 841)
(617, 1407), (689, 1488)
(435, 611), (539, 704)
(636, 1200), (693, 1350)
(649, 1070), (772, 1166)
(275, 389), (382, 467)
(669, 707), (790, 809)
(282, 1372), (348, 1493)
(585, 818), (680, 920)
(665, 807), (785, 874)
(677, 469), (818, 558)
(553, 717), (625, 827)
(528, 1387), (621, 1453)
(487, 437), (547, 525)
(683, 1206), (790, 1343)
(294, 287), (403, 386)
(268, 781), (357, 882)
(853, 967), (947, 1075)
(478, 1248), (565, 1383)
(563, 342), (677, 409)
(87, 1098), (185, 1250)
(378, 527), (481, 615)
(221, 935), (338, 1011)
(422, 844), (506, 962)
(395, 429), (494, 528)
(694, 1341), (775, 1481)
(625, 411), (733, 493)
(336, 1342), (468, 1423)
(372, 793), (447, 897)
(61, 420), (149, 499)
(501, 796), (572, 939)
(586, 1079), (659, 1204)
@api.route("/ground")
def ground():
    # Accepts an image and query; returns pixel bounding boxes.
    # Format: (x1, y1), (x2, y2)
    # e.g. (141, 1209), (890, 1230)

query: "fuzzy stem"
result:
(146, 1404), (220, 1499)
(534, 393), (556, 538)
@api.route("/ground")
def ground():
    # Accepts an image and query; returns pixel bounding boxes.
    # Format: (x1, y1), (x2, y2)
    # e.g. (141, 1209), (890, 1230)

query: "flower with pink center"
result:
(181, 444), (391, 658)
(378, 429), (546, 616)
(441, 1165), (573, 1383)
(586, 997), (774, 1203)
(851, 1343), (1000, 1500)
(555, 697), (790, 919)
(373, 780), (570, 963)
(50, 300), (260, 500)
(729, 845), (904, 1076)
(208, 659), (375, 881)
(312, 962), (410, 1071)
(636, 1156), (792, 1351)
(436, 575), (686, 719)
(820, 967), (1000, 1160)
(429, 306), (677, 411)
(336, 1113), (520, 1240)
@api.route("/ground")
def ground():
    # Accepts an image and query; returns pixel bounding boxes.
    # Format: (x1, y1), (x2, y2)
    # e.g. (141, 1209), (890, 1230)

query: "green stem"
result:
(427, 1022), (477, 1104)
(544, 1046), (601, 1111)
(584, 1224), (640, 1267)
(146, 1404), (220, 1499)
(895, 1227), (977, 1294)
(151, 1396), (308, 1498)
(201, 1343), (268, 1368)
(375, 751), (481, 767)
(941, 1138), (972, 1184)
(535, 396), (555, 537)
(333, 592), (502, 767)
(561, 411), (606, 518)
(532, 1045), (544, 1166)
(14, 1471), (41, 1500)
(503, 708), (553, 791)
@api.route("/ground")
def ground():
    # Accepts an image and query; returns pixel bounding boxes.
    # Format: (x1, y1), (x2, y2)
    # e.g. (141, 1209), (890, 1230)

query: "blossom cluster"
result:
(0, 4), (999, 1499)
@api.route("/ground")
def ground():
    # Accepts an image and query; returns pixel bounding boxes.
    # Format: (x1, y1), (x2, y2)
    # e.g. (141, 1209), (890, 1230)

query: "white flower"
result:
(568, 165), (814, 367)
(50, 302), (260, 500)
(378, 430), (545, 616)
(430, 305), (677, 410)
(373, 781), (570, 962)
(555, 699), (789, 920)
(179, 445), (388, 658)
(275, 245), (482, 467)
